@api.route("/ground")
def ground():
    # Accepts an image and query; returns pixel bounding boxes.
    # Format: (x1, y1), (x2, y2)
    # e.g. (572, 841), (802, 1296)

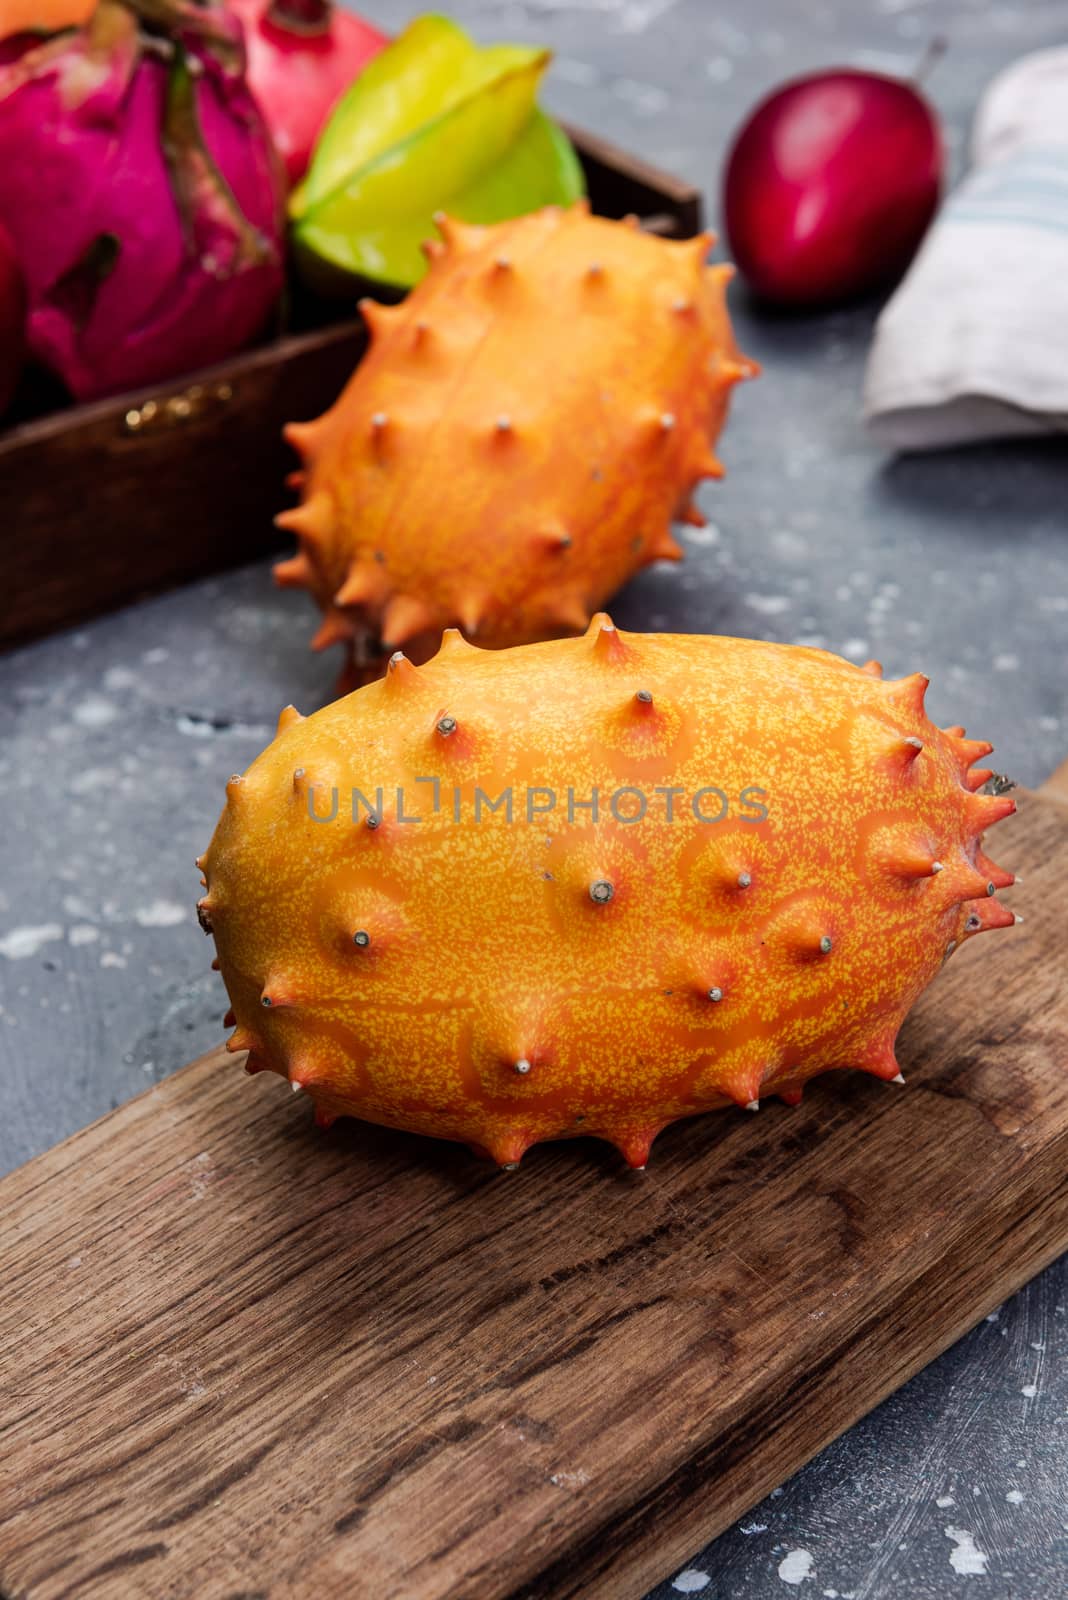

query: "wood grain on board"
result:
(1, 778), (1065, 1600)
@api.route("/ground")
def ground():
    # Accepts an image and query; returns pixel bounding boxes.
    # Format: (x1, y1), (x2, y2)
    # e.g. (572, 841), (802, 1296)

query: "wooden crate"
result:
(0, 129), (701, 653)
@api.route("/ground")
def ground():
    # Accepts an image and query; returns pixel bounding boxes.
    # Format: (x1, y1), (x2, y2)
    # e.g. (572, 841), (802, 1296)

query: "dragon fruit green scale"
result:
(198, 622), (1018, 1170)
(276, 202), (756, 683)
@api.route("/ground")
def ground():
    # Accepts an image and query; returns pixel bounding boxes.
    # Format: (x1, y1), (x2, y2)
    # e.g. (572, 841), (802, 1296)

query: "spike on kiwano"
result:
(275, 203), (757, 685)
(199, 625), (1018, 1171)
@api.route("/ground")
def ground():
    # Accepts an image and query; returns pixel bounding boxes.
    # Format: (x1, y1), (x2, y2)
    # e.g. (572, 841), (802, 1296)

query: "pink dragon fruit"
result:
(0, 0), (285, 401)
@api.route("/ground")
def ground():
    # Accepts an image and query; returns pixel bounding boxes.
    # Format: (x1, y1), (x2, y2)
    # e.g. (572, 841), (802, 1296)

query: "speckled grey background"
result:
(2, 1), (1066, 1595)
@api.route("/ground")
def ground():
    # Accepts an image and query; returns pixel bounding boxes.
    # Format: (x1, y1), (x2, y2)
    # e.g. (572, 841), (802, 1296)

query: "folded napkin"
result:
(864, 47), (1068, 450)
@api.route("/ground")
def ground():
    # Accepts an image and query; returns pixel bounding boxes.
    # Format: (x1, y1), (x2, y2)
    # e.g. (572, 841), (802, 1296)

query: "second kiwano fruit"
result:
(198, 623), (1018, 1170)
(277, 202), (756, 686)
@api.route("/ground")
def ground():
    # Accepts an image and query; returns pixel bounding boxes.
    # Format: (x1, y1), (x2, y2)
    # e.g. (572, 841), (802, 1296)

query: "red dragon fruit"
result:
(227, 0), (388, 187)
(0, 220), (25, 416)
(0, 0), (285, 401)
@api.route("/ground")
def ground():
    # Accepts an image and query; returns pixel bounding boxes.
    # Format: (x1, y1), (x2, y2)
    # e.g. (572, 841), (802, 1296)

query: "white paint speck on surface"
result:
(549, 1468), (590, 1489)
(936, 1495), (955, 1508)
(741, 1522), (768, 1534)
(0, 924), (64, 960)
(1006, 1489), (1024, 1505)
(745, 593), (792, 616)
(683, 522), (721, 547)
(779, 1549), (815, 1585)
(841, 638), (871, 660)
(772, 528), (810, 560)
(188, 1150), (214, 1201)
(944, 1527), (989, 1576)
(617, 0), (682, 34)
(100, 951), (127, 968)
(69, 925), (100, 946)
(73, 696), (118, 729)
(671, 1572), (711, 1594)
(103, 666), (136, 691)
(1021, 1383), (1038, 1398)
(175, 714), (215, 739)
(134, 900), (186, 929)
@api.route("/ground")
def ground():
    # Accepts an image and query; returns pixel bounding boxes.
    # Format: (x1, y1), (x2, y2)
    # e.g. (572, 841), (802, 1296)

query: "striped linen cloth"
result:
(864, 48), (1068, 450)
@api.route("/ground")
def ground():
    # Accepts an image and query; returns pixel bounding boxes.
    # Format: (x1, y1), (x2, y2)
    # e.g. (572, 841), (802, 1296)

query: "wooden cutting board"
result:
(3, 765), (1067, 1600)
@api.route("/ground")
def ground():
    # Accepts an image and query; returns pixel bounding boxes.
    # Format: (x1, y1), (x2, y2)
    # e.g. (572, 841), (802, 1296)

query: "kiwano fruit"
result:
(276, 202), (756, 685)
(198, 622), (1018, 1170)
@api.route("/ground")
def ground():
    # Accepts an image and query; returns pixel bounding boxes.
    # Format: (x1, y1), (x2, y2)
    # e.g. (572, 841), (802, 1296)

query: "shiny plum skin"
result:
(724, 69), (942, 307)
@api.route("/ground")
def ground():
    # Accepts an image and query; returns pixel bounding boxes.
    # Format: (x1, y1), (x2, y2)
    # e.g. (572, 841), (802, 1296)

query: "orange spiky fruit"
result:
(198, 623), (1019, 1170)
(275, 202), (756, 685)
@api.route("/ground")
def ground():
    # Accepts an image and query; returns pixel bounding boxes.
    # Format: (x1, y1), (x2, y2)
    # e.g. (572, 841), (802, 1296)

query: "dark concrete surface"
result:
(2, 1), (1066, 1595)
